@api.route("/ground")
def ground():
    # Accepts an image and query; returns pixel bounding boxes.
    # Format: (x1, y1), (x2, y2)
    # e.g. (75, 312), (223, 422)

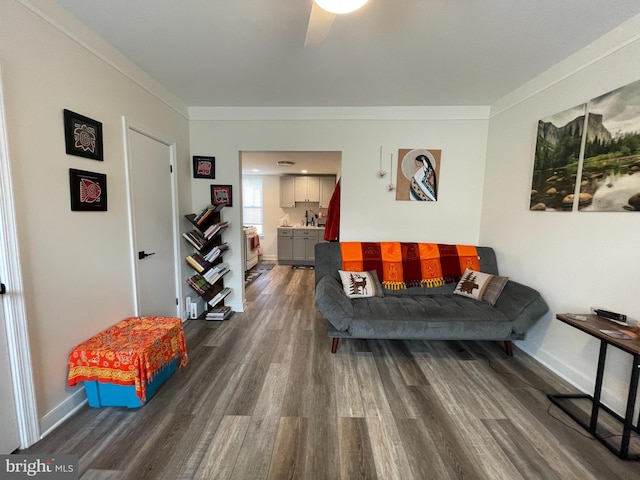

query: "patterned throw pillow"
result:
(453, 268), (508, 306)
(338, 270), (384, 298)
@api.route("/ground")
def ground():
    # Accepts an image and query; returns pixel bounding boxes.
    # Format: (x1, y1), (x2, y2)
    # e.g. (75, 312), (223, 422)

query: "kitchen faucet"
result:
(306, 209), (316, 226)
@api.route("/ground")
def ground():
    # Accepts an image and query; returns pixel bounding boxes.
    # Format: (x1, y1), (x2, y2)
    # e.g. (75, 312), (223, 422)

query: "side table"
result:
(549, 313), (640, 460)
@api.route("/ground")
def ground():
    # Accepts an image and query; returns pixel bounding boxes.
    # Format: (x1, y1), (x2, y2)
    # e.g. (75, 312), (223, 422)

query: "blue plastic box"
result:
(83, 359), (178, 408)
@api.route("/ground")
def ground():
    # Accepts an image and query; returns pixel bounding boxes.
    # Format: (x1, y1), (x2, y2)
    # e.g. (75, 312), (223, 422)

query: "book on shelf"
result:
(202, 262), (230, 285)
(204, 221), (229, 240)
(205, 304), (233, 320)
(193, 204), (223, 224)
(208, 287), (231, 307)
(182, 230), (206, 250)
(203, 242), (229, 262)
(186, 274), (209, 295)
(185, 253), (211, 273)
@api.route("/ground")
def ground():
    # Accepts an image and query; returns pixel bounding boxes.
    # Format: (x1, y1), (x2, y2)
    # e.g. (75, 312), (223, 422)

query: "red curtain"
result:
(324, 179), (340, 241)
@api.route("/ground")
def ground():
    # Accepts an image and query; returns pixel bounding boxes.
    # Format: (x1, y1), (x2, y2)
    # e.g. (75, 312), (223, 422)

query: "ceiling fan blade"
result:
(304, 2), (336, 47)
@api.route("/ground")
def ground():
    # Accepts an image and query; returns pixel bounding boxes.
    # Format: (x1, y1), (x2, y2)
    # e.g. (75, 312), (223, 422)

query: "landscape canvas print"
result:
(578, 79), (640, 211)
(530, 104), (586, 211)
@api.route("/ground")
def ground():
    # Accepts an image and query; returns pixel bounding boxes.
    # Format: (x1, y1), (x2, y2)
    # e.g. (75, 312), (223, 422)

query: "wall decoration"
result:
(395, 149), (440, 201)
(376, 146), (387, 178)
(578, 79), (640, 212)
(69, 168), (107, 211)
(530, 104), (586, 211)
(63, 109), (103, 161)
(211, 184), (232, 207)
(193, 156), (216, 179)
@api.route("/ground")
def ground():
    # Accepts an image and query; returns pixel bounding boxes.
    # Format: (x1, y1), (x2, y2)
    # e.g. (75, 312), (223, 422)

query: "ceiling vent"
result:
(277, 160), (295, 167)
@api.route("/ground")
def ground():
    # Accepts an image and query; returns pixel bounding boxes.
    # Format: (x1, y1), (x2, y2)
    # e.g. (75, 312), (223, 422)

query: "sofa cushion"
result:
(346, 294), (514, 339)
(338, 270), (384, 298)
(453, 268), (508, 306)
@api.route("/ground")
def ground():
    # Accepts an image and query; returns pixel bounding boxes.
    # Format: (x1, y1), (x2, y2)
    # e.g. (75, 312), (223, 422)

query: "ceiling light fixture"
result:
(277, 160), (295, 167)
(314, 0), (369, 15)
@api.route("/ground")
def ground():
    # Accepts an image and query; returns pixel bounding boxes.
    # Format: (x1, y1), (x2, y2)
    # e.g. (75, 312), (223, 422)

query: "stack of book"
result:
(182, 230), (207, 250)
(204, 242), (229, 263)
(208, 287), (231, 307)
(206, 305), (233, 321)
(186, 274), (209, 295)
(193, 204), (219, 225)
(203, 221), (229, 240)
(202, 262), (230, 285)
(185, 253), (211, 273)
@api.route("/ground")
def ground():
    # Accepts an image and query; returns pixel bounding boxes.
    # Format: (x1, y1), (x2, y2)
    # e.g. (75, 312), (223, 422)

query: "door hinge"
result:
(176, 298), (179, 305)
(169, 165), (173, 173)
(0, 283), (6, 295)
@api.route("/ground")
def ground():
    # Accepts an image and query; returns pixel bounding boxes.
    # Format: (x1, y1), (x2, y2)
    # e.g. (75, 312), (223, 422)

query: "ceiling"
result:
(54, 1), (640, 108)
(241, 151), (341, 176)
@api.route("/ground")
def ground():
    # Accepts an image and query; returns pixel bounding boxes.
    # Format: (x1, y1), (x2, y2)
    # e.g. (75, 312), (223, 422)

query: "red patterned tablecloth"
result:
(67, 316), (188, 402)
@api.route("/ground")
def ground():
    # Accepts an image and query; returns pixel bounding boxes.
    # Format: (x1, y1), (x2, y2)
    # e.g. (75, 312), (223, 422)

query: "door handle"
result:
(138, 251), (156, 260)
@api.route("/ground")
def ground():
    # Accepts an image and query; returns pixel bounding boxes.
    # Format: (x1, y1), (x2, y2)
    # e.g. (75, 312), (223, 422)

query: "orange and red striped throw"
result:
(340, 242), (480, 290)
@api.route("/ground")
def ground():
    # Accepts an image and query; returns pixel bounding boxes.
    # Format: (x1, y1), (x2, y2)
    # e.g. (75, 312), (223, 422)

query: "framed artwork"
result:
(63, 109), (103, 161)
(211, 184), (232, 207)
(193, 156), (216, 179)
(69, 168), (107, 211)
(578, 78), (640, 212)
(530, 104), (586, 211)
(395, 149), (441, 201)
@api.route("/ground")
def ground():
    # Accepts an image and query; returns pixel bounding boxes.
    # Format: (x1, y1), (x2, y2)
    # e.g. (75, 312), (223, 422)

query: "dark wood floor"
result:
(23, 265), (640, 479)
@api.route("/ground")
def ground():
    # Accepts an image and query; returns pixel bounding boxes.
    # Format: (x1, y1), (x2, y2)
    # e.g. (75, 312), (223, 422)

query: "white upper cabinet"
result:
(294, 176), (320, 203)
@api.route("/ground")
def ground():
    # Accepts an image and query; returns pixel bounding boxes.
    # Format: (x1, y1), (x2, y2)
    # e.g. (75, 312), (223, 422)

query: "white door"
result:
(0, 292), (20, 453)
(127, 127), (179, 317)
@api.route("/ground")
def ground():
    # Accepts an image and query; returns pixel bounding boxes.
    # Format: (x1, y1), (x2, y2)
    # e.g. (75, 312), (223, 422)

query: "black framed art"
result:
(69, 168), (107, 211)
(193, 156), (216, 179)
(211, 184), (232, 207)
(63, 109), (104, 161)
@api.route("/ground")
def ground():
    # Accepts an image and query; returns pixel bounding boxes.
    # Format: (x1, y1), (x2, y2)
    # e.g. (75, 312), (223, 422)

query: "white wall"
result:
(190, 108), (490, 310)
(482, 15), (640, 415)
(0, 1), (191, 436)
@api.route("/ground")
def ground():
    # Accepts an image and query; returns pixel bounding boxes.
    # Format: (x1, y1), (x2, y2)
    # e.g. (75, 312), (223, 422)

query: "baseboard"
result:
(38, 388), (87, 440)
(516, 341), (627, 417)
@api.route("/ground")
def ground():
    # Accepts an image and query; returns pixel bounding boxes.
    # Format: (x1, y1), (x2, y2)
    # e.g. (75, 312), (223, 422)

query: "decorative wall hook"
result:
(388, 153), (396, 191)
(376, 146), (387, 178)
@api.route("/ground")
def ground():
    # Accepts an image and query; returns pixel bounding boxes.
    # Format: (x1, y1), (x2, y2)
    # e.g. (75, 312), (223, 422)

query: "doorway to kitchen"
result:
(239, 151), (341, 275)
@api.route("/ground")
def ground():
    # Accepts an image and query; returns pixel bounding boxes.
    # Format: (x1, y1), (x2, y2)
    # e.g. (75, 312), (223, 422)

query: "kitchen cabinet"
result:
(319, 175), (336, 208)
(278, 227), (324, 265)
(277, 227), (293, 261)
(293, 228), (318, 262)
(279, 176), (295, 208)
(294, 176), (320, 203)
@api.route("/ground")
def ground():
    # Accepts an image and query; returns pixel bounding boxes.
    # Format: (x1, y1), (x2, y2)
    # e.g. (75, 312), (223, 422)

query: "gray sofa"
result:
(314, 242), (548, 355)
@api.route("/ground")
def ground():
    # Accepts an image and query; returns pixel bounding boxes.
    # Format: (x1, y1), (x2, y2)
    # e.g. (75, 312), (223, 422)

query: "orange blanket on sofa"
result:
(340, 242), (479, 289)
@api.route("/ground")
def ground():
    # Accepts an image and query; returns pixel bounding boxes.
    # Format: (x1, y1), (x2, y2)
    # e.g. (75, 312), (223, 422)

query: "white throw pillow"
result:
(454, 268), (508, 306)
(338, 270), (384, 298)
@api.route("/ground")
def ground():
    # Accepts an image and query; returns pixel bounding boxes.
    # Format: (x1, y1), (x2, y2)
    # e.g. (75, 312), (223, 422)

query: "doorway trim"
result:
(0, 67), (40, 448)
(121, 117), (182, 318)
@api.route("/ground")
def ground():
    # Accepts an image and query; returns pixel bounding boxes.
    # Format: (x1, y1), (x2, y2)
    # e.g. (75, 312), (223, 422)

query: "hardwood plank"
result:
(337, 417), (377, 480)
(194, 415), (251, 480)
(267, 417), (308, 480)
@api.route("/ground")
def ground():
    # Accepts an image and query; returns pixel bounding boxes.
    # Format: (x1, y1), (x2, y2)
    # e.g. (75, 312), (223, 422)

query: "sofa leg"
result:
(504, 341), (513, 356)
(331, 338), (339, 353)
